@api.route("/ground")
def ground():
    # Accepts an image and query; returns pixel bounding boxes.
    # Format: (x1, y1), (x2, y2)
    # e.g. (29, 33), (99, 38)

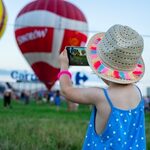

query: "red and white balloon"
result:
(14, 0), (88, 89)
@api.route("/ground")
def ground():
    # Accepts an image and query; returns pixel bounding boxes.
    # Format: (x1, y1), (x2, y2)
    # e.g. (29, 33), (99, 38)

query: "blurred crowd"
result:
(143, 96), (150, 112)
(1, 86), (150, 112)
(1, 87), (79, 111)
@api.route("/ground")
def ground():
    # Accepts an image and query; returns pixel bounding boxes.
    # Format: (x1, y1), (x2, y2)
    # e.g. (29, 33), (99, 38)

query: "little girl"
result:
(58, 24), (146, 150)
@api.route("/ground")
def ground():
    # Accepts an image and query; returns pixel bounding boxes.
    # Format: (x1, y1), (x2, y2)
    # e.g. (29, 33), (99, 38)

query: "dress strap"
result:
(135, 85), (143, 100)
(103, 88), (113, 108)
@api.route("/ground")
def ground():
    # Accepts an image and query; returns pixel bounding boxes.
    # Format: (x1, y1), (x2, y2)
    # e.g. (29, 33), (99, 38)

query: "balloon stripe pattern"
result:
(0, 0), (7, 38)
(15, 0), (88, 89)
(17, 0), (87, 22)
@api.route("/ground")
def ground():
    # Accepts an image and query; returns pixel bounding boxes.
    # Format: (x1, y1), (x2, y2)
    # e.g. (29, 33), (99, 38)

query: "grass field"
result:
(0, 99), (149, 150)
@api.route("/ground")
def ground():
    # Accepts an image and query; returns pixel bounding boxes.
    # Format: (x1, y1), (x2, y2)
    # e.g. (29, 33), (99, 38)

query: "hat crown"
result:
(98, 25), (144, 71)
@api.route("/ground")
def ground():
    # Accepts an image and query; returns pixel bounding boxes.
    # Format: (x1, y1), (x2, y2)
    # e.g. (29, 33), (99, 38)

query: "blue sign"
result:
(10, 70), (39, 82)
(75, 72), (88, 85)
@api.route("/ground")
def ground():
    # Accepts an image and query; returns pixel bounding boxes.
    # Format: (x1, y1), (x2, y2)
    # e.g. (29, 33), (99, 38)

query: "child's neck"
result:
(109, 82), (133, 88)
(101, 78), (133, 88)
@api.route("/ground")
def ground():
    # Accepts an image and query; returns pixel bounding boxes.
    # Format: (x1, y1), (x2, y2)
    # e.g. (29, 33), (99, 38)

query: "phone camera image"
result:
(66, 46), (89, 66)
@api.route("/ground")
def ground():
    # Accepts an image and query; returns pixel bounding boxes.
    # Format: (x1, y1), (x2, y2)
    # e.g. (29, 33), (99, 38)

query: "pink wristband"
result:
(57, 70), (72, 79)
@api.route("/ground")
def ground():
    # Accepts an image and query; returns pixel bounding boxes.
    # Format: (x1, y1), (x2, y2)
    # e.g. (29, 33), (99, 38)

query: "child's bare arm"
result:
(59, 74), (102, 105)
(59, 49), (103, 105)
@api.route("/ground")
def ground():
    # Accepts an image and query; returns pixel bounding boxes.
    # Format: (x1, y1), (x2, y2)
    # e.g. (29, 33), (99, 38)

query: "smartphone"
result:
(66, 46), (89, 66)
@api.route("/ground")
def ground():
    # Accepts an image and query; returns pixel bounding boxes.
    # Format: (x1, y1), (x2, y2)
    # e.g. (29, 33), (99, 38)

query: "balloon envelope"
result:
(14, 0), (88, 89)
(0, 0), (7, 38)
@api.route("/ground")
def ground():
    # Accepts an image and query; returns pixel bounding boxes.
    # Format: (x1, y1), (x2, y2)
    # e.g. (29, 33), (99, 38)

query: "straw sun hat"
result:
(86, 24), (145, 84)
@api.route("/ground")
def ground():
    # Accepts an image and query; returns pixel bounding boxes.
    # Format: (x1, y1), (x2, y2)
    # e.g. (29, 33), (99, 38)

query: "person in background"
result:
(66, 99), (79, 111)
(24, 90), (30, 105)
(54, 90), (61, 111)
(49, 90), (54, 104)
(58, 24), (146, 149)
(3, 88), (12, 108)
(20, 90), (25, 102)
(144, 96), (150, 112)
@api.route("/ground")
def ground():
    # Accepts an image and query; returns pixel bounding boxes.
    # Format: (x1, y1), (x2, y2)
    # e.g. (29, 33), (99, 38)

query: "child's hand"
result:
(59, 49), (69, 70)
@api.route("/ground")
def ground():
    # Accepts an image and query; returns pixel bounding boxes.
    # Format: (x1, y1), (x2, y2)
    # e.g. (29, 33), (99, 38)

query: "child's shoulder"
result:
(89, 87), (110, 105)
(89, 87), (105, 98)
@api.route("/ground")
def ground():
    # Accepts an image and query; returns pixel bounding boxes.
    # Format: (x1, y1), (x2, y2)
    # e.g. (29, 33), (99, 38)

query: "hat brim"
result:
(86, 33), (145, 84)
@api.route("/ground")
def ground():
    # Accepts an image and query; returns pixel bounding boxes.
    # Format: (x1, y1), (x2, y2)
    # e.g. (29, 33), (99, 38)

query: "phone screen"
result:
(66, 46), (89, 66)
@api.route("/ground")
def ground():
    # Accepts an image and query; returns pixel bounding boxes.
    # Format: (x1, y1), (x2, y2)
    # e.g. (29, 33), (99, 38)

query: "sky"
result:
(0, 0), (150, 91)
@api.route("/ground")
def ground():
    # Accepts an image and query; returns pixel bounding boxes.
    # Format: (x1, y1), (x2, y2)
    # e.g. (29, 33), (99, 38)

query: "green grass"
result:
(0, 99), (149, 150)
(0, 100), (90, 150)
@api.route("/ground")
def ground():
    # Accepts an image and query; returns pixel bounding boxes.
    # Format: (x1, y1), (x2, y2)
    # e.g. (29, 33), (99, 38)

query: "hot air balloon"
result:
(14, 0), (88, 89)
(0, 0), (7, 38)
